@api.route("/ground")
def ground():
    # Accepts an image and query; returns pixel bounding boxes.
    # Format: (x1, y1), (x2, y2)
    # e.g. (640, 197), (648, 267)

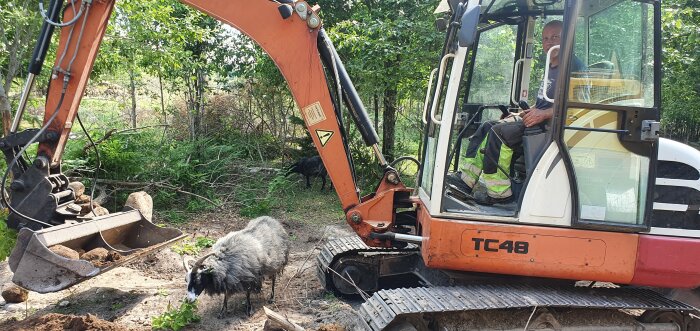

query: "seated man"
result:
(449, 20), (586, 205)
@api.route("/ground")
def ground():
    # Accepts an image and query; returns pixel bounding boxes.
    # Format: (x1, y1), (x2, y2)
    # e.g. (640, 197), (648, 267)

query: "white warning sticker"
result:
(302, 101), (326, 126)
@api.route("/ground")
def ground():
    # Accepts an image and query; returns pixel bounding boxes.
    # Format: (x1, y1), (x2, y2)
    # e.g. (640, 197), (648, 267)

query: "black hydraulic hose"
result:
(39, 0), (84, 28)
(317, 29), (358, 191)
(317, 29), (379, 147)
(390, 156), (421, 169)
(29, 0), (63, 75)
(2, 0), (92, 227)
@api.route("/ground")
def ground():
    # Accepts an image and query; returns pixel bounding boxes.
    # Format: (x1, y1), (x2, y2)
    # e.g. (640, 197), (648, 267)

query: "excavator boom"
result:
(4, 0), (395, 293)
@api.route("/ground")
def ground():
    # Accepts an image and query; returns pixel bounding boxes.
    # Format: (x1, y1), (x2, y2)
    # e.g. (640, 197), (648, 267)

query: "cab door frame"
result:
(553, 0), (661, 232)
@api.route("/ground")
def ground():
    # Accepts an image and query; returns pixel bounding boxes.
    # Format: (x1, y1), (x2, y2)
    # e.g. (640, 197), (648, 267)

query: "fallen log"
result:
(263, 306), (305, 331)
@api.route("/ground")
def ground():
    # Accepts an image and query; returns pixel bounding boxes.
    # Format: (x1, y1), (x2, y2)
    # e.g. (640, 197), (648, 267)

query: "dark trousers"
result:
(464, 117), (525, 174)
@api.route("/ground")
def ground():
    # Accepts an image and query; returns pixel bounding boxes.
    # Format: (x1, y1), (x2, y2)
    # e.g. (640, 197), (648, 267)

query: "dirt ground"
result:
(0, 210), (364, 331)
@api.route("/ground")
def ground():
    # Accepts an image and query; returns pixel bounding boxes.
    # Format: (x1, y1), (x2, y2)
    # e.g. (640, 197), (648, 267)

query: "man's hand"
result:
(521, 107), (553, 127)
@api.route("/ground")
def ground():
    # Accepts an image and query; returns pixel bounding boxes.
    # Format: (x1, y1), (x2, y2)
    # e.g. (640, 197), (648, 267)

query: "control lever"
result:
(497, 105), (510, 118)
(518, 100), (530, 110)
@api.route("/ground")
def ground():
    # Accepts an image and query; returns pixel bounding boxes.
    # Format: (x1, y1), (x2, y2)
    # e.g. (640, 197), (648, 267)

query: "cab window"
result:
(564, 0), (657, 226)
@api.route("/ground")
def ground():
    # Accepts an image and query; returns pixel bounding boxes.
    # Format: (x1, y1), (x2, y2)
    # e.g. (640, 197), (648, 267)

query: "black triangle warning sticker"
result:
(316, 129), (334, 147)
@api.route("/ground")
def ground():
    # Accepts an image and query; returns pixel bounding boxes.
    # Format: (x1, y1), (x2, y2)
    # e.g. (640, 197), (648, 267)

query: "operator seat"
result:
(522, 125), (548, 178)
(509, 124), (547, 199)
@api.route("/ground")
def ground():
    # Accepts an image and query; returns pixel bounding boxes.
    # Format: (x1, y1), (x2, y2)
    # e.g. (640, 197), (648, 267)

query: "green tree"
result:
(328, 0), (441, 161)
(0, 0), (40, 136)
(660, 0), (700, 142)
(95, 0), (229, 137)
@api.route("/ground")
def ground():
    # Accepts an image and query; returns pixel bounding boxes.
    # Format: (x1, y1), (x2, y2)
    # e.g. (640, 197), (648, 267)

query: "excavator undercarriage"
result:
(318, 237), (700, 331)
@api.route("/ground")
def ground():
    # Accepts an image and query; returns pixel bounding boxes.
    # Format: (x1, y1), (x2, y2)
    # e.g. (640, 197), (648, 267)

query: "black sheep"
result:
(286, 155), (332, 190)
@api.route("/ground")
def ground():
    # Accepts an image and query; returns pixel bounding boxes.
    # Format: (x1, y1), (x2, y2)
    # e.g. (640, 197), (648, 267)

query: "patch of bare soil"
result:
(81, 248), (123, 268)
(0, 211), (365, 331)
(317, 323), (347, 331)
(0, 313), (129, 331)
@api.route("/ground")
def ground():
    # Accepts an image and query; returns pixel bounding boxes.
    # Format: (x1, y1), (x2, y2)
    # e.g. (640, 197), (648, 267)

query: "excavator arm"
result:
(4, 0), (410, 292)
(179, 0), (414, 245)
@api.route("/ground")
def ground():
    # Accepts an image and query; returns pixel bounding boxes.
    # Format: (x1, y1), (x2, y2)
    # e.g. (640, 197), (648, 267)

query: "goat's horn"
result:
(181, 255), (192, 273)
(192, 252), (215, 270)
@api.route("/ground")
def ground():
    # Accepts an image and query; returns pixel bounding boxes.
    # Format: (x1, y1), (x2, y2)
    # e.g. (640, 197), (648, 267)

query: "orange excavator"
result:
(4, 0), (700, 329)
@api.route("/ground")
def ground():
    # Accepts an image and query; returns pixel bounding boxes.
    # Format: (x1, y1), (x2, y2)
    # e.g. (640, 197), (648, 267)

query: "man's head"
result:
(542, 20), (563, 56)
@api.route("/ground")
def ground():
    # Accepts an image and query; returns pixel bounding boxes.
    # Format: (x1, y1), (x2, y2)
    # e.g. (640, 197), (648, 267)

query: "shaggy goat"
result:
(286, 155), (331, 190)
(183, 216), (290, 317)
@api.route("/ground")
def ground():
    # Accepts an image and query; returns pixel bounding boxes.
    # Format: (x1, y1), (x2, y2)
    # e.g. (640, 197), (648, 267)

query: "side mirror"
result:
(458, 1), (481, 47)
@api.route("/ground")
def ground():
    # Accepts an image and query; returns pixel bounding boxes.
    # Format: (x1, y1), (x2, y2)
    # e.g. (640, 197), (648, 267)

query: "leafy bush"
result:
(151, 301), (201, 331)
(239, 198), (271, 218)
(239, 174), (292, 218)
(92, 134), (150, 180)
(171, 236), (215, 256)
(0, 210), (17, 262)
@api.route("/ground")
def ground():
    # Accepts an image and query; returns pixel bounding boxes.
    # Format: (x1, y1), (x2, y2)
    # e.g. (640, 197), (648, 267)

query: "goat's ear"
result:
(203, 266), (214, 274)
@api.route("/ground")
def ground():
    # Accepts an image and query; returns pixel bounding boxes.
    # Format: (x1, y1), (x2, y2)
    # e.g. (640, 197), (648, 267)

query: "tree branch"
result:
(82, 125), (169, 152)
(68, 177), (220, 207)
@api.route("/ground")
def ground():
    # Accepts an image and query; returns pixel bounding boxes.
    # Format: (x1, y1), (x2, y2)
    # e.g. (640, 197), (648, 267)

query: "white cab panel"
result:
(519, 142), (572, 226)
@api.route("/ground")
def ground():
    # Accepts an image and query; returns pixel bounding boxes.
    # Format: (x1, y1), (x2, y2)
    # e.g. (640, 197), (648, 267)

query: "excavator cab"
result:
(422, 0), (662, 231)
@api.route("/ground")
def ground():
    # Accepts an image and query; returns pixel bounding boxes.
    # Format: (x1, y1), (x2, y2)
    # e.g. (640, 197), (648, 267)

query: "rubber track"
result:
(359, 285), (700, 330)
(316, 236), (418, 291)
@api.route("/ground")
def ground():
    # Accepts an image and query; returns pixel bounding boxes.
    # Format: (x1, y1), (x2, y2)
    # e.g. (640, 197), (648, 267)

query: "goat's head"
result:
(184, 252), (215, 302)
(285, 161), (301, 176)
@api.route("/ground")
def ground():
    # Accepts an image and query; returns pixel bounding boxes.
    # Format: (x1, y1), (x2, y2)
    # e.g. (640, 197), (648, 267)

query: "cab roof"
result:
(436, 0), (565, 21)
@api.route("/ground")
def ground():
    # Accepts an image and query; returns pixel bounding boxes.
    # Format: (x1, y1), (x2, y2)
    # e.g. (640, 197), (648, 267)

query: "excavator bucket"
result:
(8, 209), (185, 293)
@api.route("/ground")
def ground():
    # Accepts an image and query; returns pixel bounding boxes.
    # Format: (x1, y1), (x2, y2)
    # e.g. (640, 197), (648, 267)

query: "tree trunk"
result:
(0, 81), (12, 137)
(129, 69), (137, 129)
(158, 71), (167, 125)
(382, 87), (397, 162)
(197, 69), (205, 134)
(373, 94), (379, 132)
(184, 67), (206, 140)
(185, 76), (196, 139)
